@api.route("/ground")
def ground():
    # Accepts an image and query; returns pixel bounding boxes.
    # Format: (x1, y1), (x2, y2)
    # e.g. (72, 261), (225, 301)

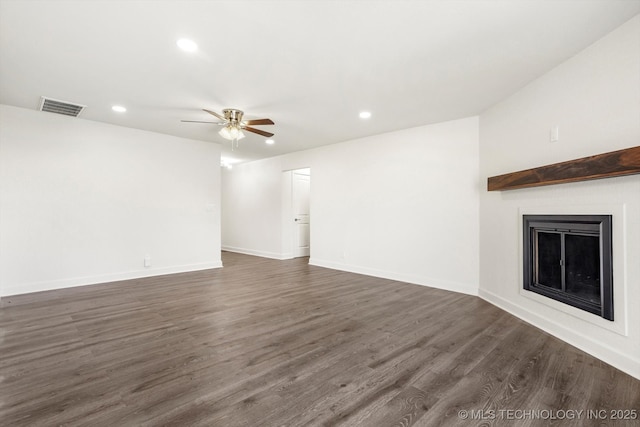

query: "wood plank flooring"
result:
(1, 252), (638, 426)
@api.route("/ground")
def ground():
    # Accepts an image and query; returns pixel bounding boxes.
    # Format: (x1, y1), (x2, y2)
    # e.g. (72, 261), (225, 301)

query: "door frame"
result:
(281, 167), (311, 259)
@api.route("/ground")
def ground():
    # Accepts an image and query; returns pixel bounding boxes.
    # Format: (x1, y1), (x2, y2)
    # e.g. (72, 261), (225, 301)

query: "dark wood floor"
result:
(1, 252), (638, 426)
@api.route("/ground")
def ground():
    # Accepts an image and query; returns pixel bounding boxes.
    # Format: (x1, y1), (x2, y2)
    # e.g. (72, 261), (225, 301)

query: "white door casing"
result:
(293, 171), (310, 257)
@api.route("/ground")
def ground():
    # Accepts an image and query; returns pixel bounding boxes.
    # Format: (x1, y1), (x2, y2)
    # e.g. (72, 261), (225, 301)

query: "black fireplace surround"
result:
(523, 215), (613, 320)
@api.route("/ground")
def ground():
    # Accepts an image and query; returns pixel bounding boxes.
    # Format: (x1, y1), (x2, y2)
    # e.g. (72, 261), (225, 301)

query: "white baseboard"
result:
(309, 258), (478, 296)
(1, 261), (223, 297)
(479, 288), (640, 380)
(222, 245), (290, 260)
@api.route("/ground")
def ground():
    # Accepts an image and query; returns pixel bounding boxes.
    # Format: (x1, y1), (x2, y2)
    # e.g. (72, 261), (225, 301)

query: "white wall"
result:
(221, 158), (285, 259)
(222, 116), (480, 295)
(0, 105), (222, 296)
(479, 15), (640, 378)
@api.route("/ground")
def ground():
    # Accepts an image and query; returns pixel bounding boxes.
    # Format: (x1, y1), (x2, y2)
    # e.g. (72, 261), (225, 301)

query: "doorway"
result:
(283, 168), (310, 258)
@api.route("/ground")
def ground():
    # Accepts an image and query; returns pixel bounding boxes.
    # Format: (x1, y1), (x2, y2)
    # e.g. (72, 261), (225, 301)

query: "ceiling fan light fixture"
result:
(219, 124), (245, 141)
(186, 108), (273, 149)
(218, 126), (232, 139)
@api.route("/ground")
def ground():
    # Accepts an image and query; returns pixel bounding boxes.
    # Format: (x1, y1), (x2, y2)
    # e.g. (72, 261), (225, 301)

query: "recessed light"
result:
(265, 139), (275, 145)
(112, 105), (126, 113)
(359, 111), (372, 119)
(177, 38), (198, 52)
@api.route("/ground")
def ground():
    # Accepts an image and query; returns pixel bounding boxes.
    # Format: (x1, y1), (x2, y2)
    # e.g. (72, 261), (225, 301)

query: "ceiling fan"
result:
(182, 108), (274, 149)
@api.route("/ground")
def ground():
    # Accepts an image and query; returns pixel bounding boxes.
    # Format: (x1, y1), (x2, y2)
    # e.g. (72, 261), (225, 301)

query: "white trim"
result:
(309, 258), (478, 296)
(479, 288), (640, 380)
(281, 170), (294, 260)
(517, 203), (628, 336)
(1, 261), (223, 297)
(222, 245), (288, 260)
(520, 289), (627, 336)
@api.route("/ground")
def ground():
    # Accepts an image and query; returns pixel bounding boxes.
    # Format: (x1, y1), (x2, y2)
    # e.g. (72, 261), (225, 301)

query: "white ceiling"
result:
(1, 1), (639, 164)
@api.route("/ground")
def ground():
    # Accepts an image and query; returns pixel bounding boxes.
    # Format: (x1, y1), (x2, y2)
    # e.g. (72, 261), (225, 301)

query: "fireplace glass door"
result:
(564, 233), (601, 304)
(524, 215), (613, 320)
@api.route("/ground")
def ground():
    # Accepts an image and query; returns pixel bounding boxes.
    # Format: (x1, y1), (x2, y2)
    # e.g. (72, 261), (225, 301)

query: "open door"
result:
(292, 169), (310, 257)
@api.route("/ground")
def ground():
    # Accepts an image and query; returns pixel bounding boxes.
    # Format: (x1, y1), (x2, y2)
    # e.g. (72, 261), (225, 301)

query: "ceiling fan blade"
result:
(203, 109), (226, 121)
(243, 126), (274, 138)
(244, 118), (274, 126)
(181, 120), (220, 123)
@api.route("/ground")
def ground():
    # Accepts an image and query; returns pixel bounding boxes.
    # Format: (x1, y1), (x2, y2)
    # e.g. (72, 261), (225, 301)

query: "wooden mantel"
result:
(487, 146), (640, 191)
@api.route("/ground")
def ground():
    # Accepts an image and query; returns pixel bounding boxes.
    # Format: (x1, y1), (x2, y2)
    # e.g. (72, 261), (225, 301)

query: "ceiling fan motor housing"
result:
(182, 108), (275, 140)
(223, 109), (244, 124)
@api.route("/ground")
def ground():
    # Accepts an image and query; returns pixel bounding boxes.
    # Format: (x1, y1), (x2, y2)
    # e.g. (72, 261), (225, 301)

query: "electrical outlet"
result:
(144, 255), (151, 268)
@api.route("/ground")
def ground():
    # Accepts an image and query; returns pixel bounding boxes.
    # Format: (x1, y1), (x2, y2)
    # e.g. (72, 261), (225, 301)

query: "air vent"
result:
(39, 96), (86, 117)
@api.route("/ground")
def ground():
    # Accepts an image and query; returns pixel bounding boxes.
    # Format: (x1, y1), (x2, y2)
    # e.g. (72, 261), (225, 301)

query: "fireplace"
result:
(523, 215), (613, 320)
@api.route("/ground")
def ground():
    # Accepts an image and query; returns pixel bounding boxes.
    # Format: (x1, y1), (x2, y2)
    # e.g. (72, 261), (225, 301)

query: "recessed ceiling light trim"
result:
(112, 105), (127, 113)
(177, 38), (198, 52)
(265, 139), (275, 145)
(359, 111), (372, 119)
